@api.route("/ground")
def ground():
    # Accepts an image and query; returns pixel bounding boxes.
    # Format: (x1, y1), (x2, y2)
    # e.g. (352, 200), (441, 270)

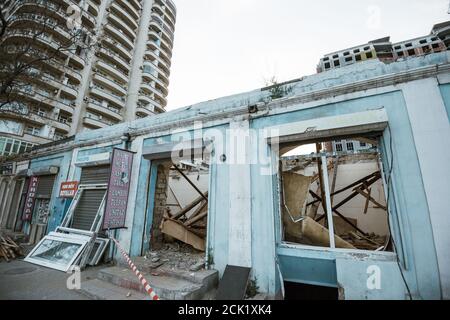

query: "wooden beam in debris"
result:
(173, 165), (208, 202)
(302, 216), (356, 249)
(161, 219), (205, 251)
(363, 188), (371, 214)
(309, 190), (369, 236)
(306, 171), (380, 207)
(188, 200), (208, 220)
(171, 191), (209, 220)
(184, 211), (208, 227)
(0, 235), (23, 262)
(330, 156), (339, 204)
(356, 188), (387, 211)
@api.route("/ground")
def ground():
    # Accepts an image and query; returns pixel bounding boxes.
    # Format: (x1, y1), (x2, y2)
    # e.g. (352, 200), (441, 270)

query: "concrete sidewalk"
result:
(0, 260), (102, 300)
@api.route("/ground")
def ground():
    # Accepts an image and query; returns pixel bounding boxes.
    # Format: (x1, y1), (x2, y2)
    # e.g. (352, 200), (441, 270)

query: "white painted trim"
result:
(400, 78), (450, 299)
(264, 109), (389, 140)
(227, 120), (252, 268)
(279, 242), (397, 260)
(321, 156), (335, 249)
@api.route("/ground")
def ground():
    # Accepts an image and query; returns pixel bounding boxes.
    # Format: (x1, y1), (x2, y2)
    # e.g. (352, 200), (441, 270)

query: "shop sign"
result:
(23, 176), (39, 221)
(103, 148), (134, 230)
(59, 181), (79, 198)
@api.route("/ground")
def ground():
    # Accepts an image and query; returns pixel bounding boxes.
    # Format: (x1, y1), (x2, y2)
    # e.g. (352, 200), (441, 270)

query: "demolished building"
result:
(1, 27), (450, 300)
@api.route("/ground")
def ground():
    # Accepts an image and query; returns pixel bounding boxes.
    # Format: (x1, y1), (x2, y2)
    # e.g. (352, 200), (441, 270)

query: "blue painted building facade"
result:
(1, 52), (449, 300)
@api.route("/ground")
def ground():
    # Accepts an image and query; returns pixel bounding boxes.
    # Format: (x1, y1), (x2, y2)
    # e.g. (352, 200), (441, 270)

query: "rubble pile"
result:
(0, 232), (24, 262)
(145, 242), (205, 272)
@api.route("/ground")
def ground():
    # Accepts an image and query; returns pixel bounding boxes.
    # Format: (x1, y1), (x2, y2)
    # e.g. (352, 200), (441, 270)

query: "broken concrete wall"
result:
(151, 162), (171, 250)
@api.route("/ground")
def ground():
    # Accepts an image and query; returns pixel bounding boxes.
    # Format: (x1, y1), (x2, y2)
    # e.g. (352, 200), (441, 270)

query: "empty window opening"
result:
(284, 282), (338, 300)
(279, 136), (391, 252)
(147, 155), (210, 272)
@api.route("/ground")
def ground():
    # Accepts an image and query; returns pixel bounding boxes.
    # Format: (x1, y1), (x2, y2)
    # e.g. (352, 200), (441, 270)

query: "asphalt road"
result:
(0, 259), (102, 300)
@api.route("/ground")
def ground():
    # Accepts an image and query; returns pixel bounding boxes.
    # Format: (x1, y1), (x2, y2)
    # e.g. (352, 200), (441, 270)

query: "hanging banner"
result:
(23, 176), (39, 221)
(59, 181), (79, 198)
(102, 148), (134, 230)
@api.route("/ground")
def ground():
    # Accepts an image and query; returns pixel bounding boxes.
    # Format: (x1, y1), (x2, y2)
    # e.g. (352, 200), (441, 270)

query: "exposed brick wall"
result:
(150, 162), (171, 249)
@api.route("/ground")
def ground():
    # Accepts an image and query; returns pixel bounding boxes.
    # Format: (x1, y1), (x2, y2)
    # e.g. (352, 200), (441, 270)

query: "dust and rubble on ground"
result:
(144, 242), (205, 272)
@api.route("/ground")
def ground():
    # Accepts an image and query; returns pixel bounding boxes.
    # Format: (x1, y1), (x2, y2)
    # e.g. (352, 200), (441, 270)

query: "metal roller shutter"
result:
(80, 165), (110, 185)
(6, 180), (23, 229)
(72, 189), (106, 230)
(71, 165), (110, 231)
(36, 175), (56, 198)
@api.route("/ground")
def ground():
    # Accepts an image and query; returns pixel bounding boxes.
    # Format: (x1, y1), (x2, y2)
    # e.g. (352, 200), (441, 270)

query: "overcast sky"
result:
(166, 0), (450, 110)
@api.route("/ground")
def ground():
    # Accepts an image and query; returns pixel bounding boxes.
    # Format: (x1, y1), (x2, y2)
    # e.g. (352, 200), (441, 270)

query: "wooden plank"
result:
(330, 156), (339, 204)
(187, 200), (207, 220)
(310, 190), (368, 236)
(171, 191), (209, 220)
(306, 171), (380, 207)
(161, 219), (205, 251)
(302, 217), (356, 249)
(356, 188), (387, 211)
(363, 188), (371, 214)
(184, 210), (208, 227)
(0, 246), (10, 262)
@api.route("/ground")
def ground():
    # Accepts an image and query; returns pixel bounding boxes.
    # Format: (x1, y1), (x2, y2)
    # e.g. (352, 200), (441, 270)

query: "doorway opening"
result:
(279, 135), (391, 251)
(146, 156), (210, 272)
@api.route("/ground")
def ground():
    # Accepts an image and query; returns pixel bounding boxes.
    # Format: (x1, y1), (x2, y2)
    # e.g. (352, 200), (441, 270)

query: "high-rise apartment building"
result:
(0, 0), (176, 157)
(317, 21), (450, 73)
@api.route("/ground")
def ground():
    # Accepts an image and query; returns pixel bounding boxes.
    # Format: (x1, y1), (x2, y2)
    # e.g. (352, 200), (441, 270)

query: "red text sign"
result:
(59, 181), (79, 198)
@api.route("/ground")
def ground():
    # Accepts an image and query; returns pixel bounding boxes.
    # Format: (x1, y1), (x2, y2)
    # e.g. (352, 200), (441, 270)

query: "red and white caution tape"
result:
(110, 236), (159, 300)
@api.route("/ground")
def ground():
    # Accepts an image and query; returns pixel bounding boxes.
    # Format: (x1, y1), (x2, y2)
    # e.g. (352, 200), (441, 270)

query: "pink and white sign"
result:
(102, 148), (134, 230)
(23, 176), (39, 221)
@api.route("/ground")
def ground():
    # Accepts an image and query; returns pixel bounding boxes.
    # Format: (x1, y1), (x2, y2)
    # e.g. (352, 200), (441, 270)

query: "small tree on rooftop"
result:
(265, 76), (293, 100)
